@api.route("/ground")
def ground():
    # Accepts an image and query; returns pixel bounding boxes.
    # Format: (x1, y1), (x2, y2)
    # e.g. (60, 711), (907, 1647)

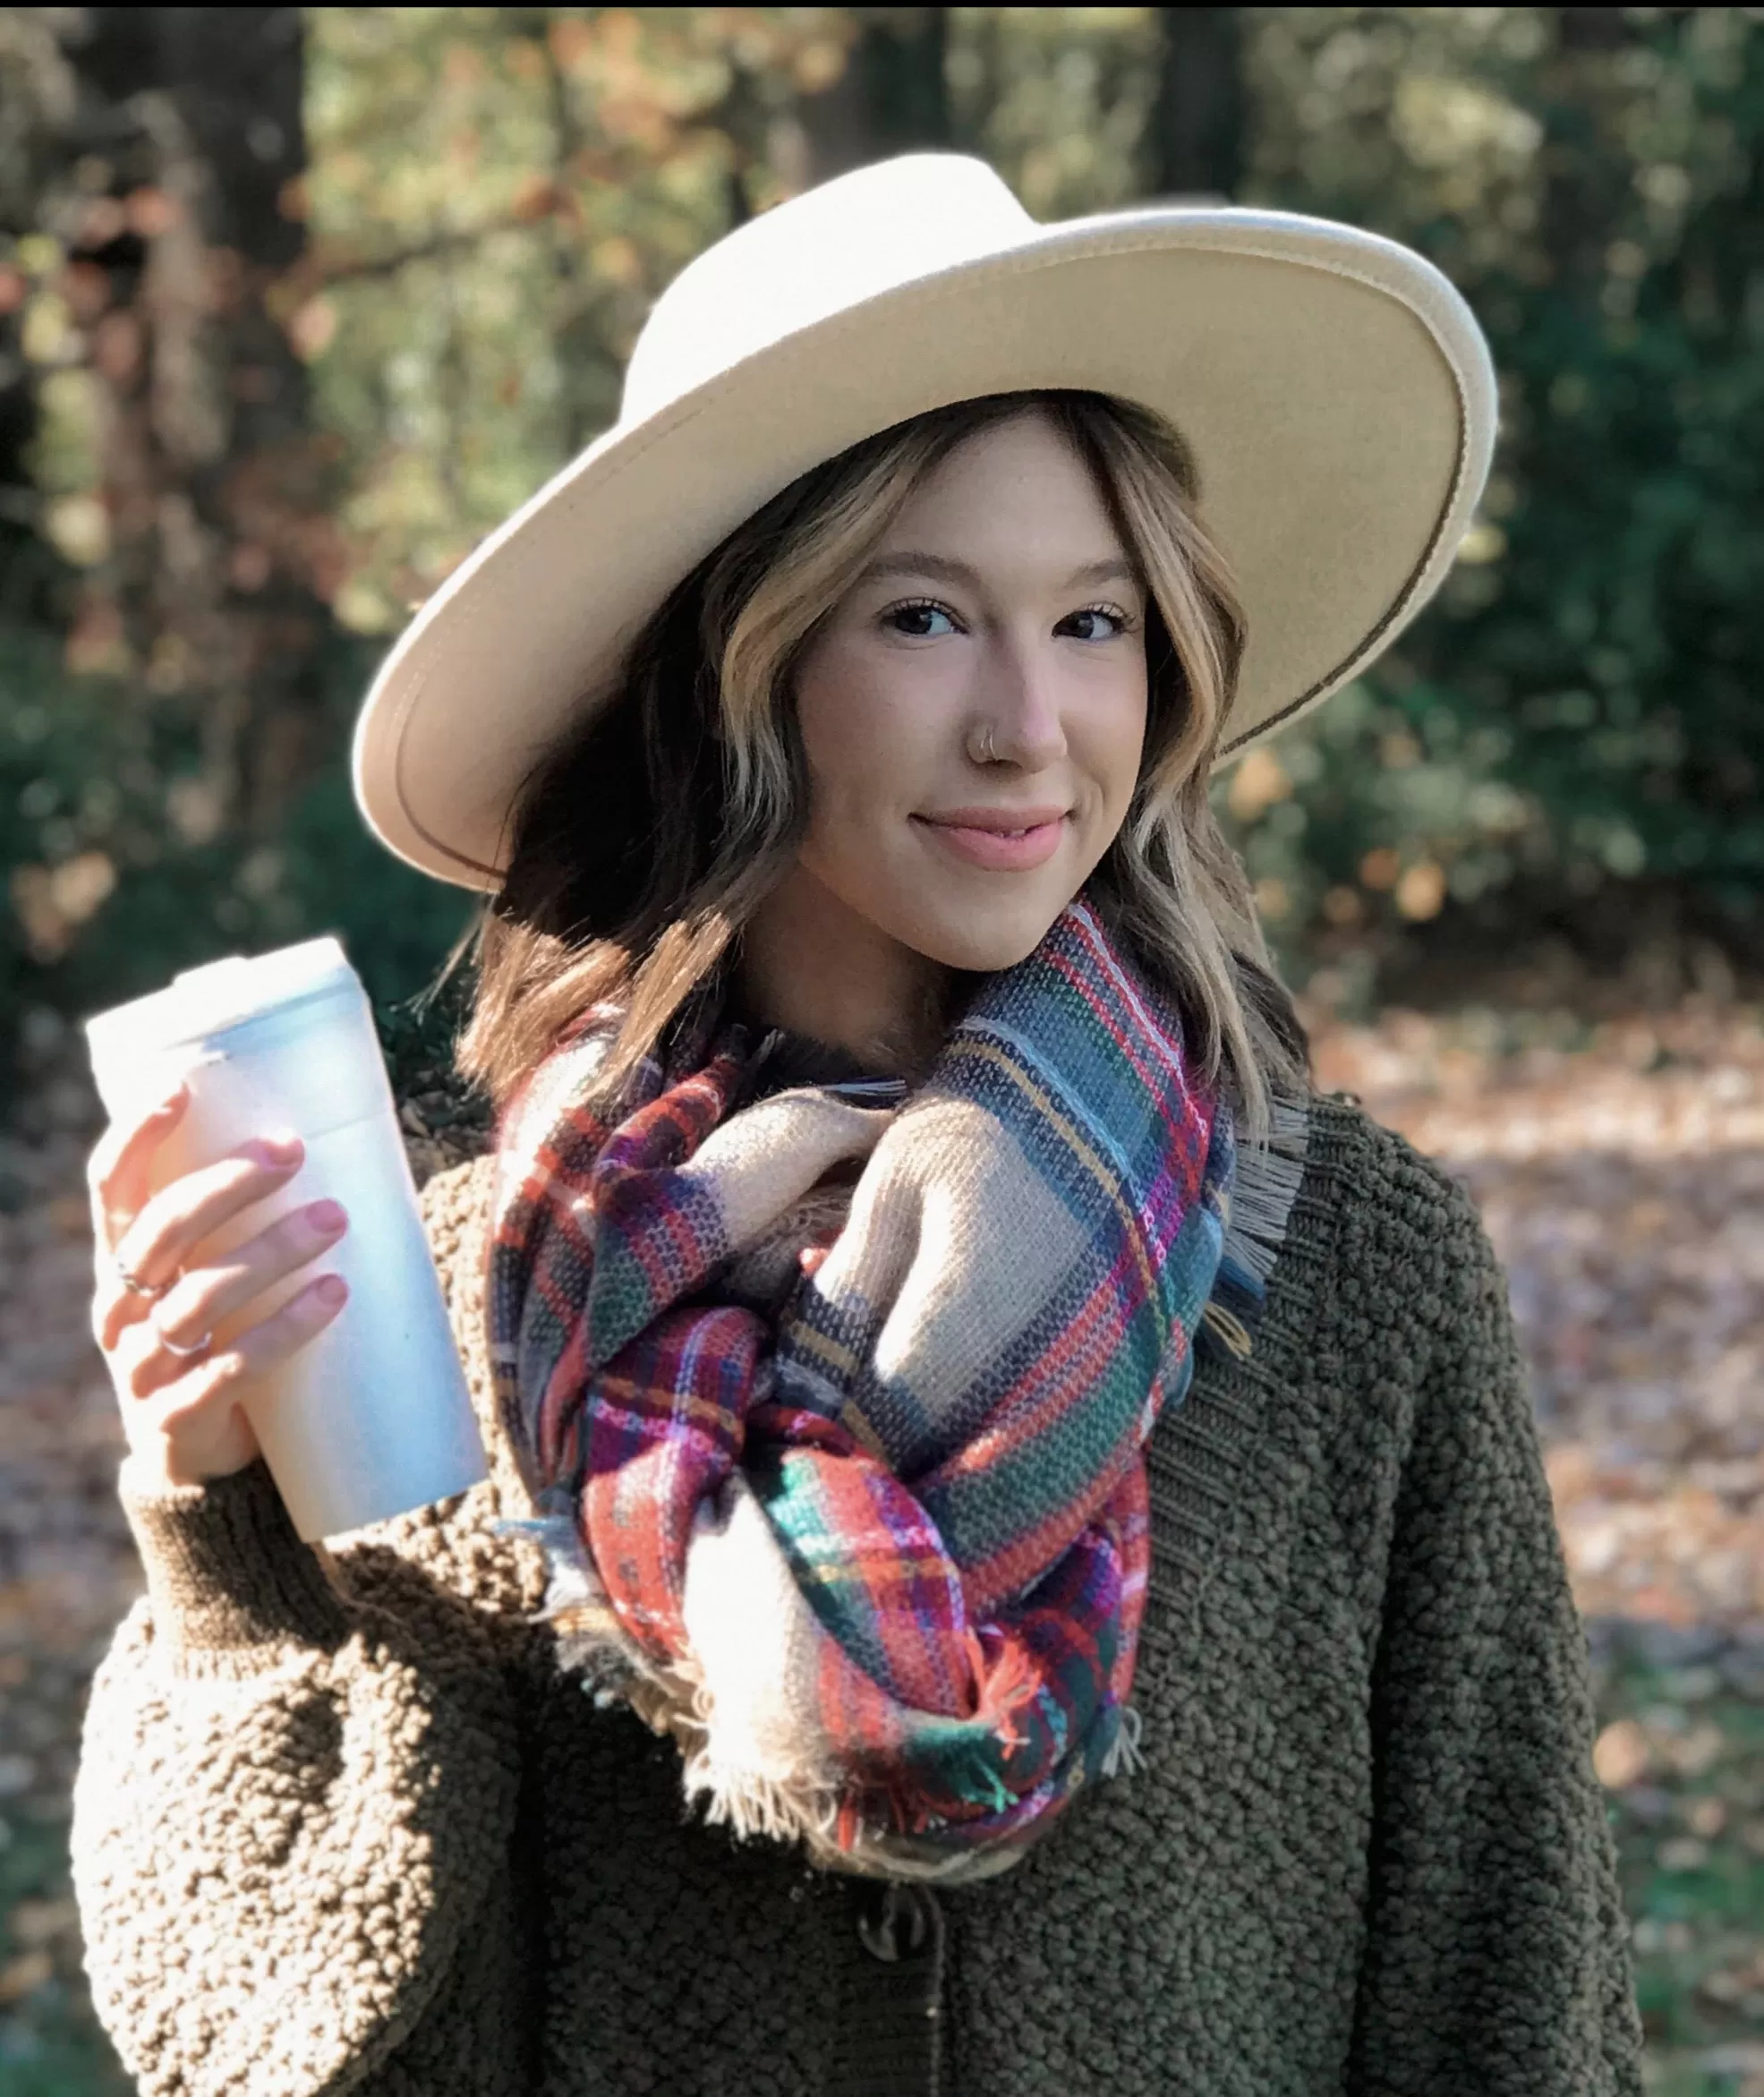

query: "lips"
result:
(912, 809), (1069, 872)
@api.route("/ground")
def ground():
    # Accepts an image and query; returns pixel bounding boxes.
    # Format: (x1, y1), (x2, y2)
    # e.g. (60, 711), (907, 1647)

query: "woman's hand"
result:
(88, 1081), (351, 1488)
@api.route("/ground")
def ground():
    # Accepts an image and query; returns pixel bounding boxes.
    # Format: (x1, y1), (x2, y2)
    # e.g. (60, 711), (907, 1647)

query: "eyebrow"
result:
(856, 551), (1139, 590)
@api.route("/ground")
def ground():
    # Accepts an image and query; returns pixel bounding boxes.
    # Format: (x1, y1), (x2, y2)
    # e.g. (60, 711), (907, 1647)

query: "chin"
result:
(902, 894), (1072, 974)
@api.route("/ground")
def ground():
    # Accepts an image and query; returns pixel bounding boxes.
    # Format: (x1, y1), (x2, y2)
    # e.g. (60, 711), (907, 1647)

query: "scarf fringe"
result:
(1219, 1096), (1310, 1287)
(1100, 1703), (1146, 1780)
(679, 1742), (1034, 1885)
(1199, 1096), (1308, 1364)
(493, 1510), (895, 1860)
(490, 1508), (652, 1698)
(679, 1746), (847, 1847)
(493, 1106), (1316, 1766)
(493, 1509), (1096, 1880)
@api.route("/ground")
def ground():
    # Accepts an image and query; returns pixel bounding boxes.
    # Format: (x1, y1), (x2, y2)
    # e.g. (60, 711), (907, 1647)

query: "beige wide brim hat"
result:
(353, 153), (1496, 892)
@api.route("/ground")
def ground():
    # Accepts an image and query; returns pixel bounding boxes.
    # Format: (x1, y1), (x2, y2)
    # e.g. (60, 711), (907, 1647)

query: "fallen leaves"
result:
(1311, 1000), (1764, 1642)
(1310, 996), (1764, 2089)
(1595, 1717), (1651, 1788)
(0, 1948), (54, 2005)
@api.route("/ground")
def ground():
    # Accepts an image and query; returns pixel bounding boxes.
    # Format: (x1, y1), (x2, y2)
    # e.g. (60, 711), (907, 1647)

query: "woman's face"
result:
(788, 409), (1149, 974)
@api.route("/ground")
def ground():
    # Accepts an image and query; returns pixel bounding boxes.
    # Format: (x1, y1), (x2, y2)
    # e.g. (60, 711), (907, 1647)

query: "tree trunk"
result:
(790, 7), (951, 188)
(56, 6), (338, 831)
(1148, 8), (1243, 201)
(0, 15), (79, 625)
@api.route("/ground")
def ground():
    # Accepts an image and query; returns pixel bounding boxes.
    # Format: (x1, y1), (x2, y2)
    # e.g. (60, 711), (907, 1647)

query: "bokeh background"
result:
(4, 4), (1764, 1066)
(0, 9), (1760, 2093)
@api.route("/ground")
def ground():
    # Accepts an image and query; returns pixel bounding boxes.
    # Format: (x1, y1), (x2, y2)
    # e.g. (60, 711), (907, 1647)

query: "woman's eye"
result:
(885, 601), (959, 639)
(1058, 605), (1131, 642)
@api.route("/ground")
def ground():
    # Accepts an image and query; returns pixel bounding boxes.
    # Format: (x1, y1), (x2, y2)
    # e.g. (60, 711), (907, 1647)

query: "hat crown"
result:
(619, 154), (1037, 426)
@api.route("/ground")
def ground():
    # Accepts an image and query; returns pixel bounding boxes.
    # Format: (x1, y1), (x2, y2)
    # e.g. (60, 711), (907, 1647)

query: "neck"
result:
(737, 865), (953, 1081)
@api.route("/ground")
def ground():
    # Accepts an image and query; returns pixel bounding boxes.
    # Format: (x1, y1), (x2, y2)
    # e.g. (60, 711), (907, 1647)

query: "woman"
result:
(72, 156), (1643, 2094)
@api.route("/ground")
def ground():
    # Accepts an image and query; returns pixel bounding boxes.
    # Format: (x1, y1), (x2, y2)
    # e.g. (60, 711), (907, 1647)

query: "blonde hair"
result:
(458, 390), (1309, 1140)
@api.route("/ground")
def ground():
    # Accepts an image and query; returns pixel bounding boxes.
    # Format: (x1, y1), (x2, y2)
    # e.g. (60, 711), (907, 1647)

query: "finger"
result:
(88, 1083), (191, 1249)
(94, 1270), (157, 1355)
(111, 1135), (305, 1297)
(142, 1273), (349, 1419)
(152, 1198), (348, 1351)
(113, 1301), (187, 1401)
(124, 1267), (348, 1407)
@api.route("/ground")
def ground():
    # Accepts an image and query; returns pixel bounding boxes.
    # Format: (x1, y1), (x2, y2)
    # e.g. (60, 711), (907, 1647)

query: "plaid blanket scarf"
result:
(486, 899), (1236, 1879)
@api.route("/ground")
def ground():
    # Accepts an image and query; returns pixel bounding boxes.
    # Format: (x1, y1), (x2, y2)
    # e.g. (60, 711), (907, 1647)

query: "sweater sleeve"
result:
(1346, 1163), (1647, 2097)
(70, 1156), (542, 2097)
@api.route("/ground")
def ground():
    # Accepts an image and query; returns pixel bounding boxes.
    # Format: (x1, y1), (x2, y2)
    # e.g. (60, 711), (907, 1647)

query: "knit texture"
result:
(71, 1095), (1646, 2097)
(487, 900), (1232, 1873)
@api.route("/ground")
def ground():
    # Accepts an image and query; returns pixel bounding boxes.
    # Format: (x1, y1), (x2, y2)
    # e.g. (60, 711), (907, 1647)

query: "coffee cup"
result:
(84, 938), (489, 1540)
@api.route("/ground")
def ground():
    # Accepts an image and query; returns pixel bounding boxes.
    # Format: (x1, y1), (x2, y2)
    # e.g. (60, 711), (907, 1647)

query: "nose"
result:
(970, 632), (1068, 771)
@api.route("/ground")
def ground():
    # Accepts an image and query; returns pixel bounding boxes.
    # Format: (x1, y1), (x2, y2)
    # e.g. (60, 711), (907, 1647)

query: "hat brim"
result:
(353, 205), (1496, 891)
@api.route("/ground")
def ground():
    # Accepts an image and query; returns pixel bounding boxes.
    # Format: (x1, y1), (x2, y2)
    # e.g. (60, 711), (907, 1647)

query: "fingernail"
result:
(307, 1199), (346, 1233)
(315, 1274), (348, 1308)
(261, 1135), (303, 1165)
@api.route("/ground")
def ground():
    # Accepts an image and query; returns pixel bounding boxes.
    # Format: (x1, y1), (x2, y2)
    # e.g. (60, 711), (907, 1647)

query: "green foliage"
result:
(0, 1803), (131, 2093)
(287, 6), (1764, 990)
(7, 4), (1764, 1086)
(0, 619), (472, 1101)
(1594, 1646), (1764, 2095)
(1223, 8), (1764, 964)
(299, 7), (847, 634)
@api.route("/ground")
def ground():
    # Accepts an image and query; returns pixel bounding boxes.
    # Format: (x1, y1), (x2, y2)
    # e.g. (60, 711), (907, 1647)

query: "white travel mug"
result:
(84, 937), (489, 1540)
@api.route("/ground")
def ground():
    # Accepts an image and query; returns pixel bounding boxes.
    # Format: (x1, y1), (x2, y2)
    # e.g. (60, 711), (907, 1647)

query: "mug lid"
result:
(84, 937), (359, 1070)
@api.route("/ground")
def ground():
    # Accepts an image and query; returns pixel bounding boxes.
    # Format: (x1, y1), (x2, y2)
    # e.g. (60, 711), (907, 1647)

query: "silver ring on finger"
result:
(154, 1312), (214, 1360)
(115, 1249), (175, 1302)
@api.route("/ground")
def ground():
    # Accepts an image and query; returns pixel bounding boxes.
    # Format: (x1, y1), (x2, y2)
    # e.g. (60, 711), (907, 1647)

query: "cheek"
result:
(1072, 664), (1150, 824)
(793, 633), (942, 824)
(1116, 686), (1151, 811)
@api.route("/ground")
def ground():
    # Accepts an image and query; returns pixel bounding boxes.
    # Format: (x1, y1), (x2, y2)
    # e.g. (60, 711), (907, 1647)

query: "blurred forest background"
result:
(1, 12), (1763, 2097)
(1, 4), (1762, 1095)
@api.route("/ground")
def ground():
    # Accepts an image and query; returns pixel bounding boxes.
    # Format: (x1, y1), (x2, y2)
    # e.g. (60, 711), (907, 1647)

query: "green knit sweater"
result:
(71, 1095), (1644, 2095)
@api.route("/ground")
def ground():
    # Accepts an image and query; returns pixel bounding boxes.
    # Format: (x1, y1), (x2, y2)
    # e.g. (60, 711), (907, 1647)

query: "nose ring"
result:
(975, 724), (997, 764)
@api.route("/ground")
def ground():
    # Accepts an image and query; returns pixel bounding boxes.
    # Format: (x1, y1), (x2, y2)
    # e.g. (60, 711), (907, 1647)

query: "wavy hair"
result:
(456, 389), (1310, 1140)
